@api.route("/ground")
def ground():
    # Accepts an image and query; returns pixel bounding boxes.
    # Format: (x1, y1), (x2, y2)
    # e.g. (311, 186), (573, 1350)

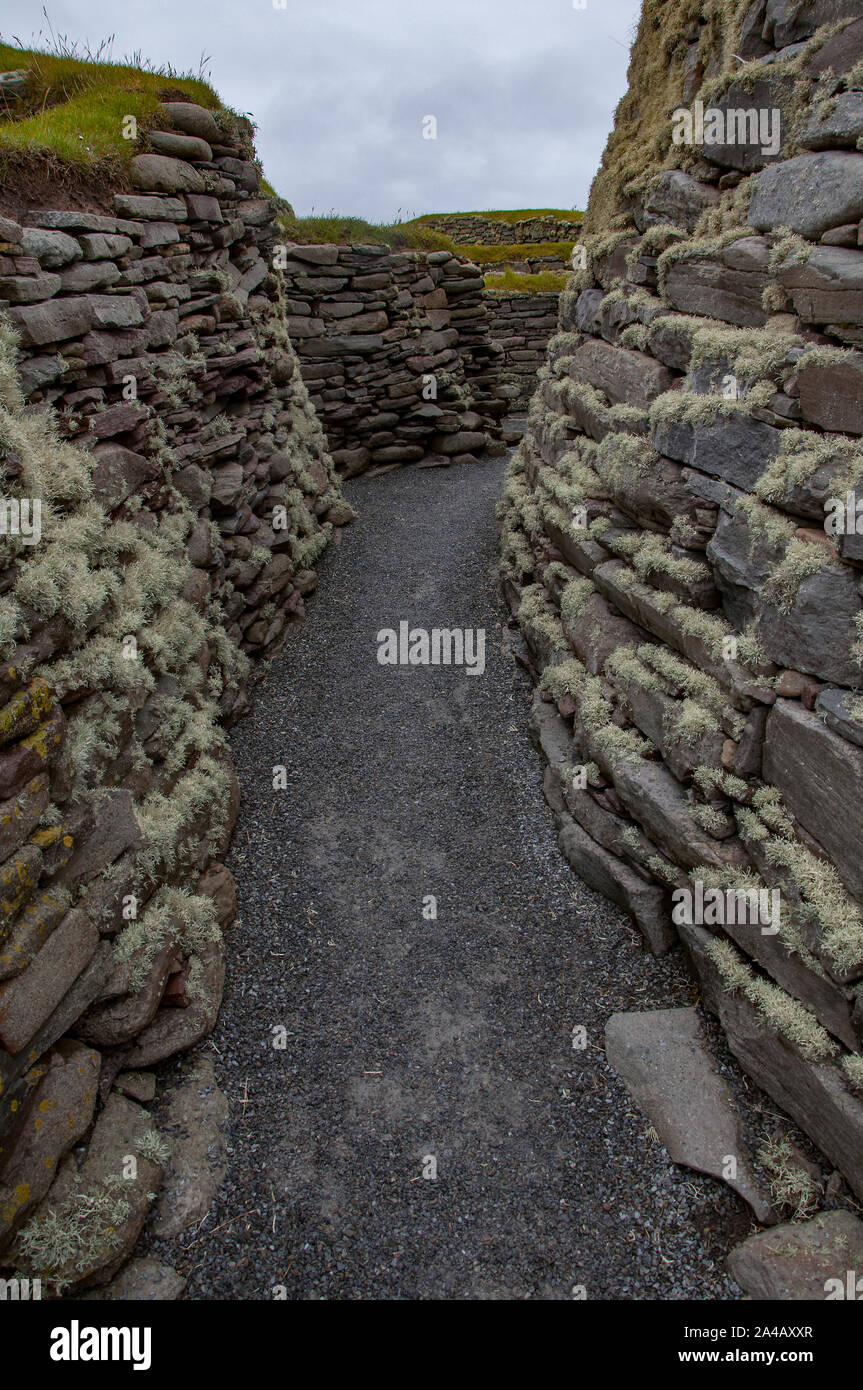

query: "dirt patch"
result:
(0, 151), (125, 219)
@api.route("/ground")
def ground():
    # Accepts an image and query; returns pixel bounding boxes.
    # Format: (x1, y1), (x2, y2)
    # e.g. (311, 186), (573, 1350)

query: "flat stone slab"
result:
(728, 1211), (863, 1300)
(605, 1006), (773, 1221)
(151, 1054), (228, 1237)
(81, 1257), (186, 1301)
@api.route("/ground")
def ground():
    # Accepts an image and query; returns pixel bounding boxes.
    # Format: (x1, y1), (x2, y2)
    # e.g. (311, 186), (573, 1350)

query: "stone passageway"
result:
(154, 453), (745, 1299)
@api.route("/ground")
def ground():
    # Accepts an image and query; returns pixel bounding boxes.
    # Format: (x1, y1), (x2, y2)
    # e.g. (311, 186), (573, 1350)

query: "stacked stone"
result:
(281, 244), (506, 473)
(420, 213), (583, 245)
(499, 7), (863, 1201)
(484, 291), (560, 411)
(0, 100), (351, 1290)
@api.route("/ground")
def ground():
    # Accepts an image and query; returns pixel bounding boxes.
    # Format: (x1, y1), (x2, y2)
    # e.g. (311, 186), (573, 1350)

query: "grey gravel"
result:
(149, 453), (749, 1300)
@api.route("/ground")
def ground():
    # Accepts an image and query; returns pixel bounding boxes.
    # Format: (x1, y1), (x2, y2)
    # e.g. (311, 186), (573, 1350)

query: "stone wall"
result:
(484, 291), (560, 412)
(499, 4), (863, 1201)
(281, 243), (509, 474)
(0, 98), (351, 1291)
(419, 213), (583, 244)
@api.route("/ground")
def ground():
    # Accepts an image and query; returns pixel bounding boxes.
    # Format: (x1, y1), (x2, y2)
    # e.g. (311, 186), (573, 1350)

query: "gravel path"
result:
(159, 453), (748, 1300)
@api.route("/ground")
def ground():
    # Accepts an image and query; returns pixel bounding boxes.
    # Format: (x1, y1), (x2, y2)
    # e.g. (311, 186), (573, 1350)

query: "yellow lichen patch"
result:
(0, 678), (53, 748)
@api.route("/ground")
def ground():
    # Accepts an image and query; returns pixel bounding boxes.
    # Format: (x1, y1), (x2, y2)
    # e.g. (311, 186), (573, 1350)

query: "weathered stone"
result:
(816, 687), (863, 748)
(185, 193), (223, 223)
(799, 91), (863, 151)
(611, 758), (743, 871)
(58, 260), (121, 293)
(556, 813), (675, 954)
(0, 909), (98, 1054)
(0, 774), (48, 866)
(664, 240), (769, 327)
(121, 938), (225, 1067)
(130, 153), (205, 195)
(0, 1040), (100, 1252)
(707, 507), (861, 686)
(19, 227), (82, 268)
(151, 1054), (228, 1237)
(114, 193), (188, 223)
(777, 244), (863, 324)
(682, 918), (863, 1203)
(807, 15), (863, 75)
(81, 1257), (186, 1301)
(642, 170), (720, 232)
(15, 1094), (164, 1291)
(0, 272), (61, 303)
(149, 130), (212, 163)
(728, 1211), (863, 1300)
(79, 939), (178, 1048)
(159, 101), (221, 143)
(566, 337), (673, 407)
(605, 1007), (772, 1219)
(653, 409), (781, 491)
(765, 0), (860, 47)
(89, 442), (160, 509)
(5, 297), (94, 346)
(797, 351), (863, 433)
(0, 887), (70, 981)
(57, 789), (143, 885)
(700, 76), (793, 171)
(763, 700), (863, 905)
(749, 152), (863, 240)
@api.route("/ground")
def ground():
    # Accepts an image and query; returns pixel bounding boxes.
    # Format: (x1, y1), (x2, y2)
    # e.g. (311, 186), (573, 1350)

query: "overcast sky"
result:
(2, 0), (641, 221)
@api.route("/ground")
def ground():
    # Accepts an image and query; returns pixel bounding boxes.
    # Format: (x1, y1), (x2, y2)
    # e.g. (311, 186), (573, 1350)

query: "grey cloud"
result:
(1, 0), (640, 219)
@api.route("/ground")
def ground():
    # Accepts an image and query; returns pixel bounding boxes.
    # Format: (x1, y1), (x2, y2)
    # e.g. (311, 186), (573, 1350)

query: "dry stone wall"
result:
(0, 98), (351, 1292)
(484, 291), (560, 413)
(420, 213), (583, 244)
(499, 4), (863, 1200)
(280, 243), (510, 474)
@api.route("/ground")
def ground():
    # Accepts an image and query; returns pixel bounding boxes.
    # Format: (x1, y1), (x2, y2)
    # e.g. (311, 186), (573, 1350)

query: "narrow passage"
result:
(159, 454), (746, 1299)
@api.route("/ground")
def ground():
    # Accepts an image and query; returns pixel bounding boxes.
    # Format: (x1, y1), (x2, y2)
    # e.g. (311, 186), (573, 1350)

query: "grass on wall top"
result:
(458, 241), (575, 264)
(414, 209), (582, 224)
(483, 268), (569, 294)
(279, 211), (457, 253)
(0, 41), (221, 167)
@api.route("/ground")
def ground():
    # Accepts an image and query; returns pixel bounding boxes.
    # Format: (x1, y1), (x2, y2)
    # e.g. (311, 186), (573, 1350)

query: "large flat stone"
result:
(556, 813), (675, 955)
(681, 919), (863, 1203)
(642, 170), (720, 232)
(90, 443), (161, 509)
(151, 1055), (228, 1237)
(57, 789), (143, 884)
(653, 410), (781, 491)
(766, 0), (860, 47)
(605, 1006), (772, 1220)
(763, 699), (863, 905)
(566, 337), (673, 408)
(807, 15), (863, 75)
(797, 351), (863, 433)
(0, 1040), (99, 1253)
(777, 244), (863, 324)
(663, 239), (769, 327)
(700, 76), (793, 171)
(5, 297), (94, 346)
(129, 153), (205, 195)
(707, 507), (862, 686)
(799, 91), (863, 150)
(749, 153), (863, 240)
(728, 1211), (863, 1299)
(0, 909), (98, 1054)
